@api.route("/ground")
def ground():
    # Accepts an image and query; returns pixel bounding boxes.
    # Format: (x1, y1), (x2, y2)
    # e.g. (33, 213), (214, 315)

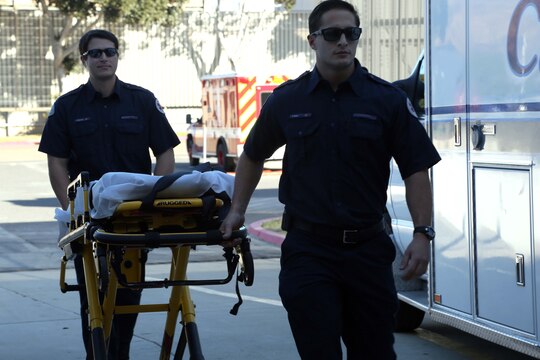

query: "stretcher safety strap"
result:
(229, 269), (243, 316)
(140, 163), (223, 211)
(140, 171), (191, 211)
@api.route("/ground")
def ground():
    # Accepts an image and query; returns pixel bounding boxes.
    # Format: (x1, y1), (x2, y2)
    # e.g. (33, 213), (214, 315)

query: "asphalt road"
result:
(0, 139), (284, 272)
(0, 139), (537, 359)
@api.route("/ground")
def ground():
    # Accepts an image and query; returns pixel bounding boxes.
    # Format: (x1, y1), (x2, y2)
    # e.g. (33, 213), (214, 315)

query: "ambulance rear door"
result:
(428, 0), (472, 315)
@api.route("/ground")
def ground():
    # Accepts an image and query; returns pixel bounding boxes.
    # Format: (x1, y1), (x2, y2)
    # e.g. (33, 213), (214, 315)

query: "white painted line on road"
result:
(146, 276), (283, 307)
(191, 286), (283, 307)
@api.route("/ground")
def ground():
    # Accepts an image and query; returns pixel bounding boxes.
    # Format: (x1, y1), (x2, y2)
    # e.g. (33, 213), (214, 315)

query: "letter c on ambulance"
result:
(507, 0), (540, 76)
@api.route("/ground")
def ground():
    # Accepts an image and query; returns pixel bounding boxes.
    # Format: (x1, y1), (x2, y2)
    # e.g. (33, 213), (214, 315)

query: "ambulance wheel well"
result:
(217, 138), (227, 149)
(395, 300), (425, 332)
(186, 135), (199, 166)
(217, 139), (236, 172)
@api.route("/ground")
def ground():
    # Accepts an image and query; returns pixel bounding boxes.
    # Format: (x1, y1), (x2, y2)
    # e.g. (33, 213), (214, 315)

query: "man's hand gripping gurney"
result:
(56, 167), (254, 360)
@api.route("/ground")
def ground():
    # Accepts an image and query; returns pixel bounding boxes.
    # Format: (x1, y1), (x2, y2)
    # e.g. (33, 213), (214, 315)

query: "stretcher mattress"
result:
(55, 170), (234, 227)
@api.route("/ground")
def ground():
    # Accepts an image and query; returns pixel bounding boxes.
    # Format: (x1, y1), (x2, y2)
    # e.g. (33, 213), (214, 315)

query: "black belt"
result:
(290, 217), (385, 244)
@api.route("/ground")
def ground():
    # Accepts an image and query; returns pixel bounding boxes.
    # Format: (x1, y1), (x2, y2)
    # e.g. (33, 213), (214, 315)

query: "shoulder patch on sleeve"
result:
(406, 98), (418, 118)
(48, 104), (55, 117)
(155, 99), (165, 114)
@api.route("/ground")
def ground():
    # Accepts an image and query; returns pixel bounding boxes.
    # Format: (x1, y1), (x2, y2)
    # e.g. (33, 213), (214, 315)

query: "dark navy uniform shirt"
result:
(39, 78), (180, 181)
(244, 60), (441, 228)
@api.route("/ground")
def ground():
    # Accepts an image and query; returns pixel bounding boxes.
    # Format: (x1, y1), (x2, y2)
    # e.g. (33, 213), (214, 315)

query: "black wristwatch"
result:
(413, 226), (435, 241)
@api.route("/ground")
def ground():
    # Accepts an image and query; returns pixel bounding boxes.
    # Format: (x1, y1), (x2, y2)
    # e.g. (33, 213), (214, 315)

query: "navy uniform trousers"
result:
(279, 228), (398, 360)
(75, 256), (141, 360)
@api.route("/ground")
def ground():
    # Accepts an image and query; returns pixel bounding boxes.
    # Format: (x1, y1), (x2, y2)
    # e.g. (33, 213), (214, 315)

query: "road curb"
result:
(0, 140), (40, 147)
(248, 218), (285, 247)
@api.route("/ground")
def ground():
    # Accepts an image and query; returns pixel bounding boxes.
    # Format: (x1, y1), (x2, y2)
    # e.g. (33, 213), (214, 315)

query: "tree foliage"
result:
(35, 0), (294, 96)
(34, 0), (185, 93)
(43, 0), (183, 25)
(275, 0), (296, 11)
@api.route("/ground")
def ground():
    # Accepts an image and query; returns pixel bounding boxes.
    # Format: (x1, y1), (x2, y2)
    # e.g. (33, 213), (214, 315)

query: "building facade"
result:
(0, 0), (423, 135)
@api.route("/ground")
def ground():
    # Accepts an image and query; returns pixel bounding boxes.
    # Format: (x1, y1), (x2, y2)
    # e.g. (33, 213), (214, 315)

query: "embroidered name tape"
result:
(289, 113), (312, 119)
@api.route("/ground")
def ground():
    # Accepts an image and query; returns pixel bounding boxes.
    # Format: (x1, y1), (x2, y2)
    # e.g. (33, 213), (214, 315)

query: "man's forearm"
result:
(230, 152), (265, 215)
(404, 169), (433, 226)
(154, 148), (175, 175)
(47, 155), (70, 210)
(400, 169), (434, 280)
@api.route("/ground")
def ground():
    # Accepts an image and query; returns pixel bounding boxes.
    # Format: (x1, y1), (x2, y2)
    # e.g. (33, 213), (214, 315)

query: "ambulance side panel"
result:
(394, 0), (540, 355)
(424, 0), (540, 354)
(465, 0), (539, 335)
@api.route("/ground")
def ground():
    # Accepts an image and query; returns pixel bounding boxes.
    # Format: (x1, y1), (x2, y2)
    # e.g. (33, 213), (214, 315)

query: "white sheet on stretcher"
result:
(55, 171), (235, 231)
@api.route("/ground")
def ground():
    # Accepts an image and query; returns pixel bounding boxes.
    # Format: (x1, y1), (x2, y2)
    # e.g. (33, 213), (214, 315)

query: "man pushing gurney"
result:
(55, 167), (254, 360)
(38, 28), (182, 360)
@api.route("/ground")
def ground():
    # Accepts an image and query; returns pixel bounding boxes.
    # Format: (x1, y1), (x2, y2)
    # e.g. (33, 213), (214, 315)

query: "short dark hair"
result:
(308, 0), (360, 34)
(79, 29), (119, 55)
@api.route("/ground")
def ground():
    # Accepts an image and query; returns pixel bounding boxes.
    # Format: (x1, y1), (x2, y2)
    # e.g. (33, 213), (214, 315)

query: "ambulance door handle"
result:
(453, 117), (461, 146)
(516, 254), (525, 286)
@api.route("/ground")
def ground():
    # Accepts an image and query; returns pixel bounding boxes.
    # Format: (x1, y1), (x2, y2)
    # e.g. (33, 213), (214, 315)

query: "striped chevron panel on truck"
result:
(237, 76), (257, 143)
(265, 75), (288, 84)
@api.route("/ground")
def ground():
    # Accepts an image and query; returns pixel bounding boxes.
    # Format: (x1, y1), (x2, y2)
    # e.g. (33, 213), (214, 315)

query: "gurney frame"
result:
(58, 172), (254, 360)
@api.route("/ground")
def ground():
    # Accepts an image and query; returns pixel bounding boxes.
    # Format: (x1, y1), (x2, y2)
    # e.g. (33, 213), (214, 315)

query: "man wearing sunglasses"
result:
(39, 29), (180, 359)
(221, 0), (440, 359)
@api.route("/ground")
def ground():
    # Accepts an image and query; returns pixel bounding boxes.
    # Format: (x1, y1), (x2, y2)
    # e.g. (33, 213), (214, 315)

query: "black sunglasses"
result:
(310, 27), (362, 42)
(82, 48), (119, 59)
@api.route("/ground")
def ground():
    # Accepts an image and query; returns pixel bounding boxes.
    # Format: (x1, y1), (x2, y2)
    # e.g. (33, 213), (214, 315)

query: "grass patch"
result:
(261, 217), (286, 234)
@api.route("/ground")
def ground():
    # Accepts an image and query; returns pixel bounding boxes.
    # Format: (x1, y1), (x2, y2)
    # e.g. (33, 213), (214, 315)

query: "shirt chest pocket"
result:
(71, 117), (99, 156)
(284, 115), (320, 168)
(115, 116), (144, 134)
(346, 114), (385, 160)
(348, 114), (383, 139)
(114, 116), (146, 153)
(72, 117), (97, 137)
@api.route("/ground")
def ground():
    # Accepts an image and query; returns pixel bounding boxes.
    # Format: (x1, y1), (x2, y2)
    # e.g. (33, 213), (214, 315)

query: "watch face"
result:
(415, 226), (435, 240)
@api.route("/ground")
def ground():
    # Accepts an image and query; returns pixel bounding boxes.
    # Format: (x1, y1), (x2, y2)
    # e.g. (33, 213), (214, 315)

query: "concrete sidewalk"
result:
(0, 135), (292, 359)
(0, 260), (296, 360)
(0, 136), (44, 162)
(0, 135), (188, 163)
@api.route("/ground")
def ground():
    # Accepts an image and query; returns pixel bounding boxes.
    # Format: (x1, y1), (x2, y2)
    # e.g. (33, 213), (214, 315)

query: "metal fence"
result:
(0, 1), (424, 136)
(358, 0), (424, 81)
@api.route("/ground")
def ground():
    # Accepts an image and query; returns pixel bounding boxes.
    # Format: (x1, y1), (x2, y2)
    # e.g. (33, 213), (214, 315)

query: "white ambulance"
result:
(390, 0), (540, 357)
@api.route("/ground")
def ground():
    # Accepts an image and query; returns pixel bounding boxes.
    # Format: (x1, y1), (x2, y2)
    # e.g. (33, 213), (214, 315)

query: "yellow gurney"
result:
(58, 170), (254, 360)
